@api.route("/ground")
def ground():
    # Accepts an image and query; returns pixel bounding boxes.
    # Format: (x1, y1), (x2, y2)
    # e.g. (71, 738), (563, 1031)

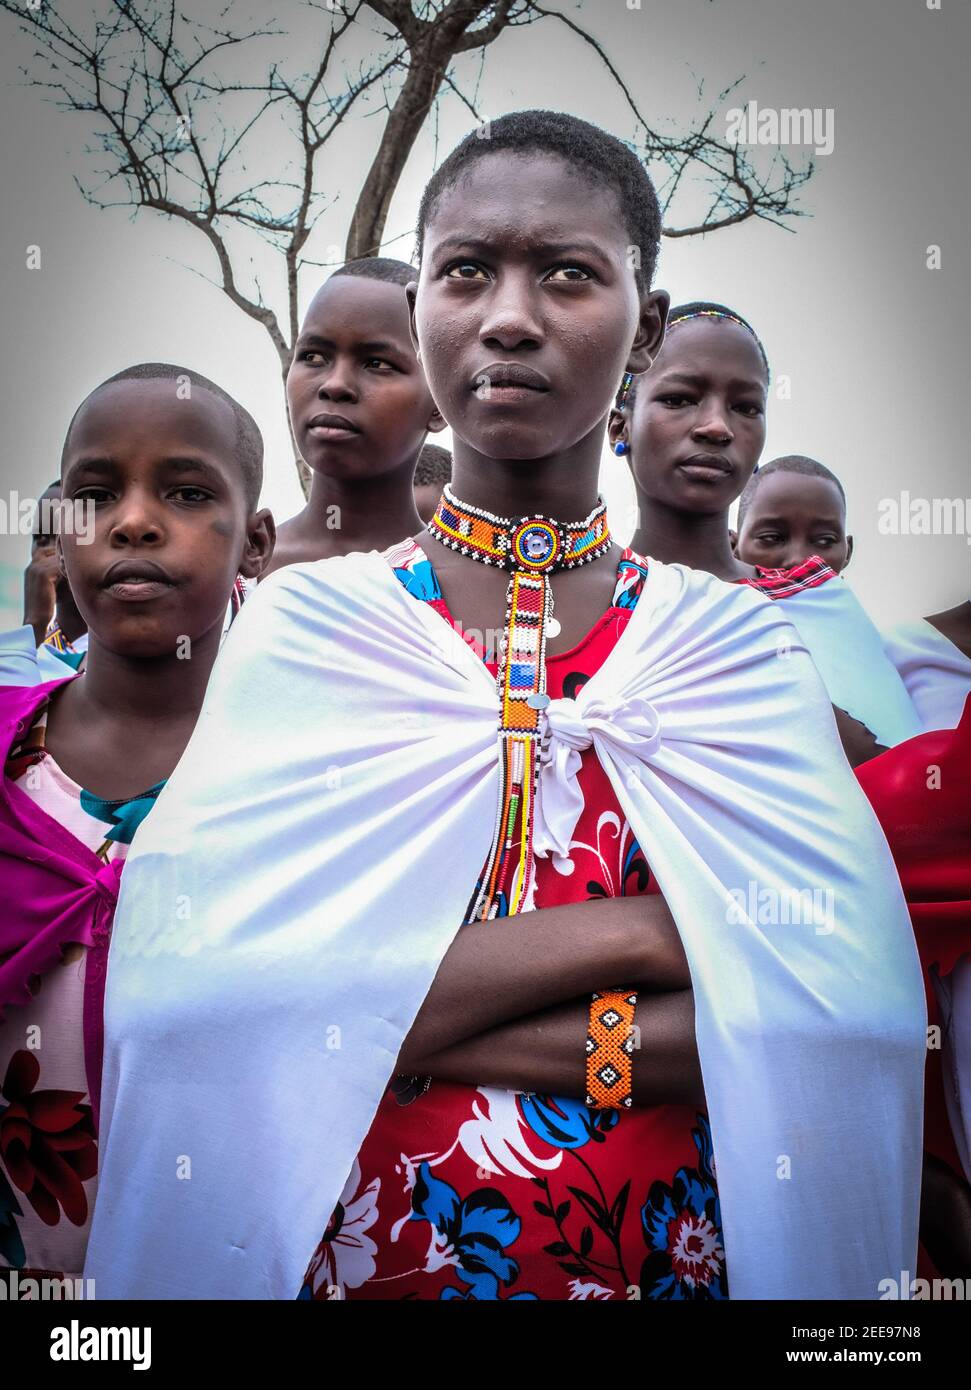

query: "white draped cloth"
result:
(768, 578), (922, 748)
(0, 623), (81, 684)
(86, 553), (925, 1300)
(882, 617), (971, 732)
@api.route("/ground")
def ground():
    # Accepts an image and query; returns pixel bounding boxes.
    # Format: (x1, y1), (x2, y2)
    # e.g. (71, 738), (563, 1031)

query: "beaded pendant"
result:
(428, 485), (612, 921)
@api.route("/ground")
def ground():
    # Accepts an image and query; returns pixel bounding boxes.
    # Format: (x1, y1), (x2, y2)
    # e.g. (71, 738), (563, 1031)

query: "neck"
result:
(74, 624), (223, 727)
(450, 425), (606, 521)
(298, 464), (424, 554)
(631, 491), (750, 580)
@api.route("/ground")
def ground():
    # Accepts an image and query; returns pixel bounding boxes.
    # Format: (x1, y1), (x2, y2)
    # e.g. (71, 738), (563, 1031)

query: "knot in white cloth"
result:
(533, 692), (662, 862)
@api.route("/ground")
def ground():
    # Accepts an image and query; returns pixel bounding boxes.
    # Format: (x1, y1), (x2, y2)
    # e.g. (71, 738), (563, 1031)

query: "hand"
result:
(23, 544), (60, 646)
(833, 706), (887, 768)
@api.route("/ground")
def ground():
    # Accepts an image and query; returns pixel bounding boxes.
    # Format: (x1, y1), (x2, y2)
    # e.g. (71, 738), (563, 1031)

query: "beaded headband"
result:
(667, 308), (750, 331)
(616, 308), (768, 412)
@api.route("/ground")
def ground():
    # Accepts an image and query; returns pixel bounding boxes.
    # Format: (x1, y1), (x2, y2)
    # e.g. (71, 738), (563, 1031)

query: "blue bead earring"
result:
(613, 440), (629, 456)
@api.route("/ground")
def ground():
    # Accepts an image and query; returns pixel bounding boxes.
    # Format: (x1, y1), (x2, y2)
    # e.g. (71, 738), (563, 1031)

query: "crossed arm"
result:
(395, 895), (705, 1107)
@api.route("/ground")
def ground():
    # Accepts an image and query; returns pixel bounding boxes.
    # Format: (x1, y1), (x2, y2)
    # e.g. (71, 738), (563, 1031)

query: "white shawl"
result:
(882, 617), (971, 732)
(86, 553), (925, 1300)
(768, 577), (922, 748)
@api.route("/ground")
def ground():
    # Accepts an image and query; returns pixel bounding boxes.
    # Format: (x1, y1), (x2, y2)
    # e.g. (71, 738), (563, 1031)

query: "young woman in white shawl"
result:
(86, 111), (926, 1302)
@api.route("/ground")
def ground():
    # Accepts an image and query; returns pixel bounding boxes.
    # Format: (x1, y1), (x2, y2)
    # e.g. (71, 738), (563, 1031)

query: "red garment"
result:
(856, 695), (971, 1179)
(301, 560), (725, 1302)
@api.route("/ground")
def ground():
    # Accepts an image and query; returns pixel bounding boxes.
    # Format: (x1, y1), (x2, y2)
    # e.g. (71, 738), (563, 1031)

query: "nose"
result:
(692, 402), (733, 445)
(317, 357), (358, 403)
(479, 272), (544, 353)
(109, 489), (165, 547)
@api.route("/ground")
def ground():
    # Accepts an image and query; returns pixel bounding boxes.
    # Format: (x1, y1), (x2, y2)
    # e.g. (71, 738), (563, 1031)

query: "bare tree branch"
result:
(1, 0), (817, 496)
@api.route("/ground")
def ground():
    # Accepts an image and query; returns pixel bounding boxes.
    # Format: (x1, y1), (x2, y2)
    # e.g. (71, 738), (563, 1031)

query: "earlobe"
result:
(844, 535), (854, 571)
(607, 408), (629, 455)
(427, 405), (447, 434)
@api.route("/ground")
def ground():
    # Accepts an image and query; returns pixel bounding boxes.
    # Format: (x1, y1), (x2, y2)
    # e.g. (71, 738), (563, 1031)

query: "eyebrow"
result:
(429, 235), (611, 261)
(652, 370), (766, 392)
(63, 456), (230, 486)
(749, 514), (844, 527)
(161, 458), (231, 486)
(297, 333), (407, 354)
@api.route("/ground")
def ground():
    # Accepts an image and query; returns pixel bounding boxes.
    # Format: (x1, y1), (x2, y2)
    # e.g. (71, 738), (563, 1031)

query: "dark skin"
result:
(609, 317), (768, 582)
(734, 472), (854, 574)
(267, 277), (446, 575)
(23, 482), (88, 647)
(609, 320), (880, 766)
(413, 480), (447, 526)
(925, 600), (971, 661)
(736, 471), (886, 766)
(44, 379), (274, 799)
(387, 151), (703, 1104)
(919, 1150), (971, 1277)
(734, 471), (883, 761)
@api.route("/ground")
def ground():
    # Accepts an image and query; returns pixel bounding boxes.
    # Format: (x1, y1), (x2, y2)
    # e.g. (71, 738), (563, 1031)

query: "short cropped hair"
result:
(416, 110), (662, 292)
(413, 442), (452, 487)
(62, 362), (263, 510)
(737, 454), (846, 529)
(331, 256), (418, 288)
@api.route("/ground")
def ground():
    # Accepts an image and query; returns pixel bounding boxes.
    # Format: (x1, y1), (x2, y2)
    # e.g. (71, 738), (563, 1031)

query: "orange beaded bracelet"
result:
(585, 988), (637, 1109)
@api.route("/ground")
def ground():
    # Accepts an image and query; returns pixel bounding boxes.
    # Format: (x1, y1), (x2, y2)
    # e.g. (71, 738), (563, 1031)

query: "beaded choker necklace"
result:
(429, 484), (611, 921)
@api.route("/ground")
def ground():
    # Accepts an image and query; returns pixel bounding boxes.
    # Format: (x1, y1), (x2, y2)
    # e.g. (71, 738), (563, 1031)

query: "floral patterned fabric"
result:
(300, 546), (726, 1301)
(0, 705), (161, 1283)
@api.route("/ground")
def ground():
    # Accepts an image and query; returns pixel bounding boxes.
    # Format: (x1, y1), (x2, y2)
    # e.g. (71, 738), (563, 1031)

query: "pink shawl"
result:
(0, 679), (122, 1127)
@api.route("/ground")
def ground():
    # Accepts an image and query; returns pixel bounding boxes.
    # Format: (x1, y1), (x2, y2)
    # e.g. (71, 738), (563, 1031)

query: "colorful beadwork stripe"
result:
(429, 487), (612, 922)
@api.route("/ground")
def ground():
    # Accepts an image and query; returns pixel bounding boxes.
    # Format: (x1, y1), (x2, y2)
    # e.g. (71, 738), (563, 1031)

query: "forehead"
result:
(654, 317), (766, 385)
(749, 471), (846, 519)
(66, 379), (238, 462)
(423, 151), (631, 258)
(303, 276), (412, 342)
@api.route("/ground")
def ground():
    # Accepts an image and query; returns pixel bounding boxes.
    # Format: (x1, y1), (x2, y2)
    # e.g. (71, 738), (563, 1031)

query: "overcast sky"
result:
(1, 0), (967, 629)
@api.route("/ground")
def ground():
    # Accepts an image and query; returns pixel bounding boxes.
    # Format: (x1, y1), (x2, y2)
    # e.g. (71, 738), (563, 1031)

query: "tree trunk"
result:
(274, 350), (310, 501)
(345, 44), (448, 261)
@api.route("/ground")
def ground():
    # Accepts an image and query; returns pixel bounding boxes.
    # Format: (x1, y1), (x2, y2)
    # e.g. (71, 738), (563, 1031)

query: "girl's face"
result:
(615, 318), (767, 515)
(414, 152), (666, 463)
(59, 380), (271, 659)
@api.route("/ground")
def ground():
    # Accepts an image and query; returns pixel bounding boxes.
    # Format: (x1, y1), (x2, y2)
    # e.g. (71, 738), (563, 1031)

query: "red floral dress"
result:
(300, 546), (726, 1302)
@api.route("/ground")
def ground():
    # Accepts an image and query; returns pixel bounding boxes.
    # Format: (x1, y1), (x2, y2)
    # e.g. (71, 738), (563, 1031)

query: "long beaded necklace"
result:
(428, 483), (612, 922)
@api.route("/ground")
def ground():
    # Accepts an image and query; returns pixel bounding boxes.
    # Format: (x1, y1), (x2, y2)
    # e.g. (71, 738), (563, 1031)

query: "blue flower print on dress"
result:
(408, 1161), (538, 1300)
(639, 1115), (728, 1299)
(391, 557), (442, 604)
(520, 1094), (619, 1152)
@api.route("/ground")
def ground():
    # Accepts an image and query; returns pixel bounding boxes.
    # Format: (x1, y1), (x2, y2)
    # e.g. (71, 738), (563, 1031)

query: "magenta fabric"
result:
(0, 678), (122, 1127)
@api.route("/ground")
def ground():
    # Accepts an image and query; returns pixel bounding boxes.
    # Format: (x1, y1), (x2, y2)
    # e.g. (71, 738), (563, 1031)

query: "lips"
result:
(306, 412), (361, 438)
(470, 362), (551, 397)
(676, 453), (734, 480)
(101, 559), (176, 600)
